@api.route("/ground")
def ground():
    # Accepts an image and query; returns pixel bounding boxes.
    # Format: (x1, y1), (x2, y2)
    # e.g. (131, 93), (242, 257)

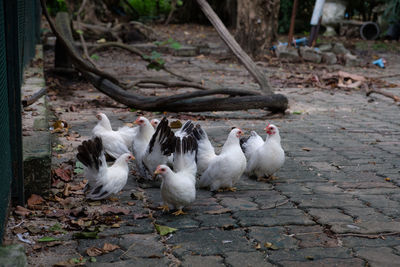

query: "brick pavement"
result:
(14, 46), (400, 266)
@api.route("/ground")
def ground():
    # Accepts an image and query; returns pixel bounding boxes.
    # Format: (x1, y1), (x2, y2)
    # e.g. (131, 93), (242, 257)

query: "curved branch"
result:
(40, 0), (120, 85)
(82, 71), (287, 112)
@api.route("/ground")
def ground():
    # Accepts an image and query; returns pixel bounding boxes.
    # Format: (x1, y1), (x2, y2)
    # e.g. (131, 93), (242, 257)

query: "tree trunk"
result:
(236, 0), (280, 58)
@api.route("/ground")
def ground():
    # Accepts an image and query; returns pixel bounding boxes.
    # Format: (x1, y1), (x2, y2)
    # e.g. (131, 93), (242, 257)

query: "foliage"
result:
(126, 0), (183, 18)
(384, 0), (400, 23)
(278, 0), (315, 34)
(46, 0), (68, 16)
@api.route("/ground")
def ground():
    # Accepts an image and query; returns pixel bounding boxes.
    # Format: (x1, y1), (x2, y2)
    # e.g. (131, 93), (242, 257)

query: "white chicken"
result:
(118, 117), (159, 149)
(154, 136), (197, 215)
(77, 137), (134, 200)
(240, 123), (285, 180)
(194, 126), (246, 192)
(131, 116), (156, 159)
(92, 113), (130, 159)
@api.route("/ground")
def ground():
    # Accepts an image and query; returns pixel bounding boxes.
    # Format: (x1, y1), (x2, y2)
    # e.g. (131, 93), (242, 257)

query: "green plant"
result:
(46, 0), (68, 16)
(384, 0), (400, 23)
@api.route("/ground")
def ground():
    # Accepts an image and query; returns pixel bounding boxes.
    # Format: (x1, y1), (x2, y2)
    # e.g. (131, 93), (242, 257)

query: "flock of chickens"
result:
(77, 113), (285, 215)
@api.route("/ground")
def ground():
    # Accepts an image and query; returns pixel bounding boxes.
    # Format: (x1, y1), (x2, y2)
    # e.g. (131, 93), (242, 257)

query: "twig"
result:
(366, 88), (400, 102)
(370, 73), (400, 79)
(337, 232), (400, 239)
(22, 88), (47, 107)
(164, 0), (177, 25)
(76, 0), (97, 67)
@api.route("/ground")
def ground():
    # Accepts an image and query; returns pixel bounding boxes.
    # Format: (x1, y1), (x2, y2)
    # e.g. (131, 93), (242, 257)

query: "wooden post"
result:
(288, 0), (298, 46)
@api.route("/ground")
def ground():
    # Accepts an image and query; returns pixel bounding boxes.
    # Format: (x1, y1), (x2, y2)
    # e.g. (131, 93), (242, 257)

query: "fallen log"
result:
(83, 71), (288, 112)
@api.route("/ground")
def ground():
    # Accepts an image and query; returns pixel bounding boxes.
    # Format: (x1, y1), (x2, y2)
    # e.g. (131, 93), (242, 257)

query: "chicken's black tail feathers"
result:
(192, 124), (207, 141)
(77, 137), (103, 170)
(148, 117), (176, 156)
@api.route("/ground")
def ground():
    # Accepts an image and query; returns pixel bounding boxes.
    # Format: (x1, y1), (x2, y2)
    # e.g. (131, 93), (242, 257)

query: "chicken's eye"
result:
(161, 168), (166, 172)
(139, 120), (144, 123)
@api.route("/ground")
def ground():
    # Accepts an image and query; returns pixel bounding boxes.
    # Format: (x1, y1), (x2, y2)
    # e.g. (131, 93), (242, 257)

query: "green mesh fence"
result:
(0, 0), (41, 241)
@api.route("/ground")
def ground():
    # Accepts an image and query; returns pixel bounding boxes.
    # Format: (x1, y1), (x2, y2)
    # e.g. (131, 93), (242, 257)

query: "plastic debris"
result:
(271, 37), (308, 50)
(17, 232), (35, 244)
(373, 58), (386, 68)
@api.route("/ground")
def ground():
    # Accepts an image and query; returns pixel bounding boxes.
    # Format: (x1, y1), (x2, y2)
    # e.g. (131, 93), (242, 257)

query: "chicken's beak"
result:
(134, 118), (140, 125)
(154, 169), (160, 175)
(129, 155), (135, 161)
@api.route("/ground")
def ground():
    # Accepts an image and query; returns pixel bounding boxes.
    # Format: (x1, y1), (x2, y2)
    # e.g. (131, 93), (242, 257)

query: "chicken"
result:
(150, 119), (160, 128)
(136, 117), (175, 179)
(119, 117), (158, 149)
(194, 126), (247, 192)
(77, 137), (134, 200)
(92, 113), (130, 159)
(154, 136), (197, 215)
(166, 120), (195, 165)
(131, 116), (156, 159)
(240, 123), (285, 181)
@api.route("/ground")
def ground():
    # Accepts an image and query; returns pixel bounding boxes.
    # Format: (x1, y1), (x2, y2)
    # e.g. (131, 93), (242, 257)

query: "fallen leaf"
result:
(54, 166), (72, 182)
(131, 192), (144, 200)
(204, 208), (231, 215)
(154, 224), (178, 236)
(255, 243), (261, 249)
(111, 223), (120, 228)
(264, 242), (279, 250)
(133, 213), (148, 220)
(27, 194), (45, 209)
(102, 243), (120, 252)
(385, 177), (391, 181)
(101, 206), (130, 215)
(46, 241), (63, 247)
(12, 227), (27, 235)
(38, 236), (60, 242)
(15, 206), (31, 216)
(302, 147), (312, 152)
(63, 183), (71, 197)
(73, 230), (99, 239)
(170, 120), (182, 129)
(337, 71), (366, 82)
(86, 247), (103, 257)
(74, 161), (84, 174)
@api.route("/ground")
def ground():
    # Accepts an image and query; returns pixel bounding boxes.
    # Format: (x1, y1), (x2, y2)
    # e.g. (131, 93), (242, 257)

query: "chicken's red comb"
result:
(266, 123), (271, 128)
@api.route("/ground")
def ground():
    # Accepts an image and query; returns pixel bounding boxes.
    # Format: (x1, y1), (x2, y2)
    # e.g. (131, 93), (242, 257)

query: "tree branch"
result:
(40, 0), (120, 85)
(196, 0), (273, 94)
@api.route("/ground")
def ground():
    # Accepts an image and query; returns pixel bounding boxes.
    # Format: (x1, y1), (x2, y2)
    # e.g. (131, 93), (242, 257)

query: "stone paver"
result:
(8, 28), (400, 267)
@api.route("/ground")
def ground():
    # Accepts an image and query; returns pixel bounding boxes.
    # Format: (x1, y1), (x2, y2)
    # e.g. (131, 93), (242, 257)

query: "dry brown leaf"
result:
(27, 194), (45, 209)
(86, 247), (103, 257)
(101, 206), (130, 215)
(63, 183), (71, 197)
(133, 213), (148, 220)
(54, 166), (72, 182)
(302, 147), (312, 152)
(204, 208), (231, 215)
(15, 206), (32, 216)
(102, 243), (120, 252)
(337, 71), (366, 82)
